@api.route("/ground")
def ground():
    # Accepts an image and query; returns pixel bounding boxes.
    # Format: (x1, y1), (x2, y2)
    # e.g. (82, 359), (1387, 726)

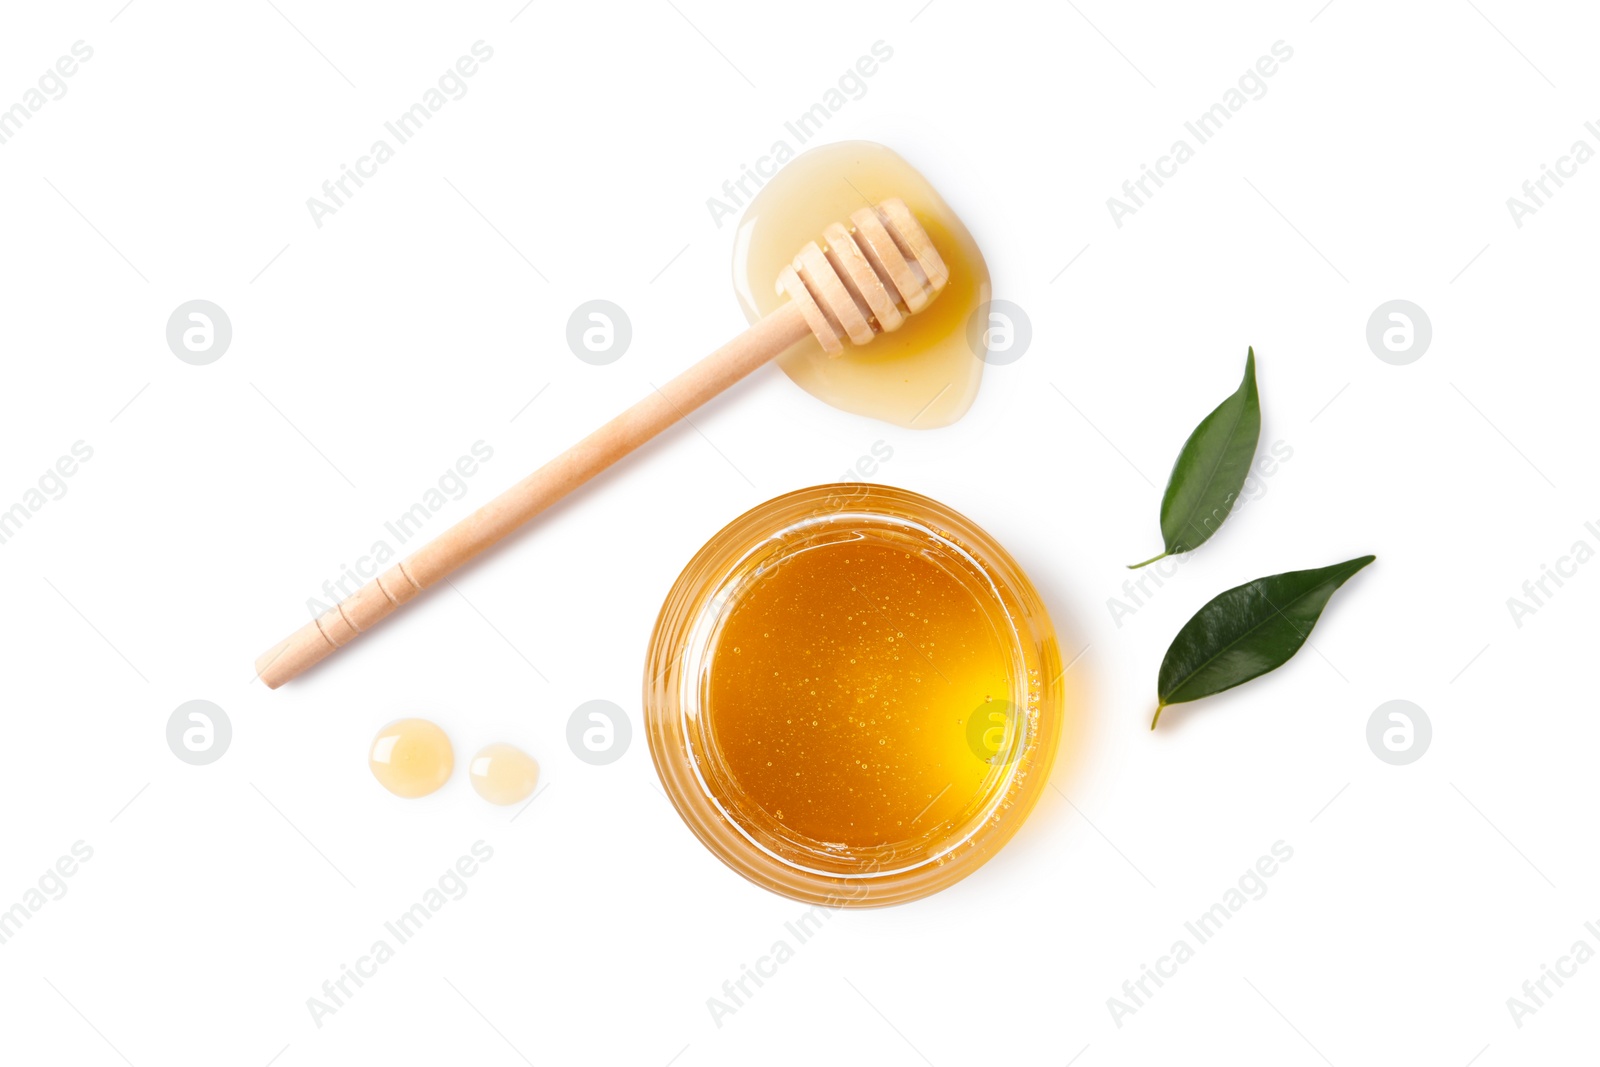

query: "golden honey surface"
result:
(705, 532), (1013, 849)
(732, 140), (992, 429)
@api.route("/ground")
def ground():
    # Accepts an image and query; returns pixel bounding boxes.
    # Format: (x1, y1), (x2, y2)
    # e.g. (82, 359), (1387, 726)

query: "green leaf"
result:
(1130, 348), (1261, 569)
(1152, 555), (1375, 728)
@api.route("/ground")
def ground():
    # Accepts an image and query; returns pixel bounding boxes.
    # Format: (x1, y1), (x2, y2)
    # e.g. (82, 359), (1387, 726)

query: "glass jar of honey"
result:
(645, 484), (1063, 906)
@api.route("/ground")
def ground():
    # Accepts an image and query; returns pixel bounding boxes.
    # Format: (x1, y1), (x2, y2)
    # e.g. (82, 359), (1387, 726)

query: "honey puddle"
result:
(732, 141), (991, 429)
(369, 718), (454, 799)
(469, 743), (540, 806)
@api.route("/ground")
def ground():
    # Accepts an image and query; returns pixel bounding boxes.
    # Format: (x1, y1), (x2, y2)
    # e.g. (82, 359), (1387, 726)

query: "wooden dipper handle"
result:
(255, 199), (948, 687)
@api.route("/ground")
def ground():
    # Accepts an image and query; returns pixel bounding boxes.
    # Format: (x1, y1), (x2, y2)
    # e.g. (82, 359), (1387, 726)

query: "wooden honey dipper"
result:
(255, 198), (950, 687)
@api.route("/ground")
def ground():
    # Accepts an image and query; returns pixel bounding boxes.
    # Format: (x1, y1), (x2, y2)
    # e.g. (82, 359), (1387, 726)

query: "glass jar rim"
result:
(644, 483), (1064, 907)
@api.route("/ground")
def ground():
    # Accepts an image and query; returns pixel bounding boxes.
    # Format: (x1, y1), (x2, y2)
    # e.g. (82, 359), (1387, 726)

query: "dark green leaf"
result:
(1130, 349), (1261, 569)
(1152, 555), (1375, 727)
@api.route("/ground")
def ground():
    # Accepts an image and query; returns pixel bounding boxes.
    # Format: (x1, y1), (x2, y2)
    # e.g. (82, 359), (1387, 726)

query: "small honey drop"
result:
(468, 743), (540, 806)
(369, 718), (453, 799)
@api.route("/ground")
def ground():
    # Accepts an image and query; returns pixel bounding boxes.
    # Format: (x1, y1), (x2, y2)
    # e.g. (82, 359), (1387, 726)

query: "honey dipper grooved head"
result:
(776, 198), (949, 355)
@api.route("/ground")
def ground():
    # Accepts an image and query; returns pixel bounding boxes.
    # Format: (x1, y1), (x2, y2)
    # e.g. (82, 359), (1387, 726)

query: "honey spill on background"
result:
(469, 743), (540, 806)
(369, 718), (454, 799)
(705, 533), (1013, 849)
(732, 141), (991, 429)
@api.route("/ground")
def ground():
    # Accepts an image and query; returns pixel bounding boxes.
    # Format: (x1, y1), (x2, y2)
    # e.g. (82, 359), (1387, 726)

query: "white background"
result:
(1, 1), (1596, 1064)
